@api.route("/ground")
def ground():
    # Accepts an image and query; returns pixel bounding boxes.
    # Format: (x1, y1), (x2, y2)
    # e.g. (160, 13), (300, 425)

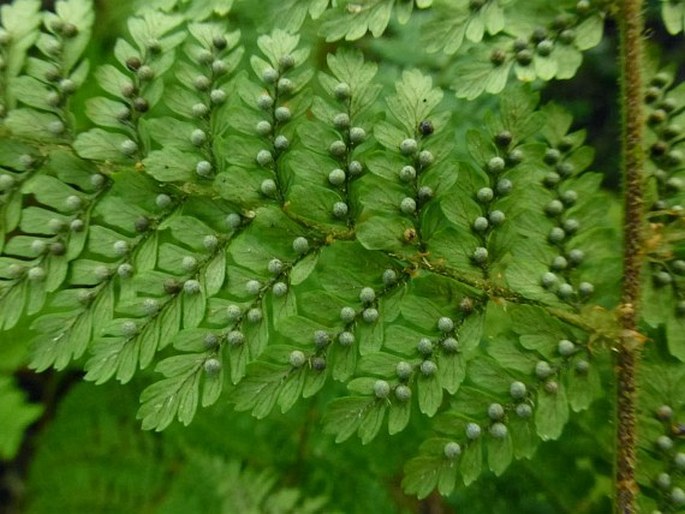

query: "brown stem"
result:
(616, 0), (646, 512)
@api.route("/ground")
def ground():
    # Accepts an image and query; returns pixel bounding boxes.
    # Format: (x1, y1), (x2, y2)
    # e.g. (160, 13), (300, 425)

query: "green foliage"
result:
(0, 375), (42, 459)
(0, 0), (683, 512)
(662, 0), (685, 35)
(26, 382), (330, 514)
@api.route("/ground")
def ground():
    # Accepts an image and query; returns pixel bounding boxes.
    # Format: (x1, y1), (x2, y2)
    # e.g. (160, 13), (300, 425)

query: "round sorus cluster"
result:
(443, 442), (461, 459)
(373, 380), (390, 399)
(289, 350), (306, 368)
(359, 287), (375, 304)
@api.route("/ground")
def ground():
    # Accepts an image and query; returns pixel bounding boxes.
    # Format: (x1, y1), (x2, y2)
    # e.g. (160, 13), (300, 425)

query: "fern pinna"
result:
(0, 1), (684, 512)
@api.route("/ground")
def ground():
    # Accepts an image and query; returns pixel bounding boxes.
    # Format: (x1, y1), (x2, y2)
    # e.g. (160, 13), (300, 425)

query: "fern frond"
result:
(643, 68), (685, 361)
(437, 1), (606, 99)
(318, 0), (433, 42)
(0, 0), (675, 508)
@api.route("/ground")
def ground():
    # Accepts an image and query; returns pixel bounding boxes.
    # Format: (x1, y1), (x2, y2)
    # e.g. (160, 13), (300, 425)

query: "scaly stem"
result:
(616, 0), (645, 512)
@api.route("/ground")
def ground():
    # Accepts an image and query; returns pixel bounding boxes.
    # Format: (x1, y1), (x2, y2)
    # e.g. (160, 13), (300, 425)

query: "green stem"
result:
(616, 0), (646, 512)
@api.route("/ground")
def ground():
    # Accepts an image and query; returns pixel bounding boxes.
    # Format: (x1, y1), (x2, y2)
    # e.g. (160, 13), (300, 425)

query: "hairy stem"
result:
(616, 0), (646, 512)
